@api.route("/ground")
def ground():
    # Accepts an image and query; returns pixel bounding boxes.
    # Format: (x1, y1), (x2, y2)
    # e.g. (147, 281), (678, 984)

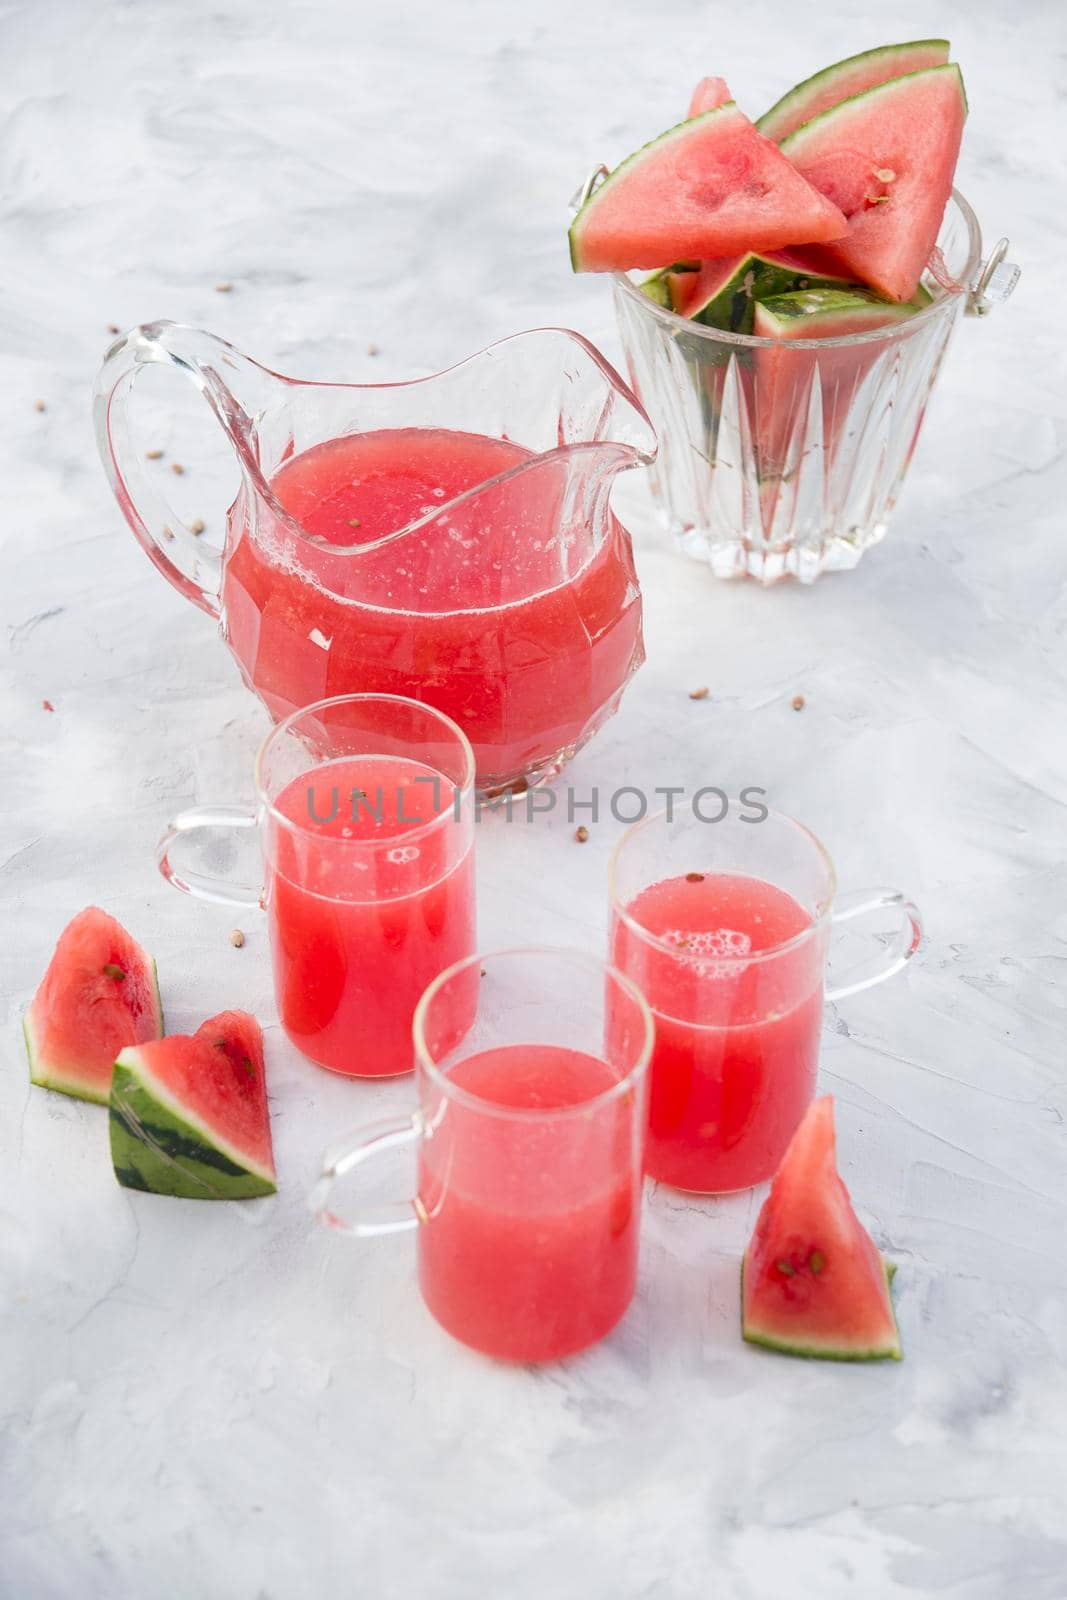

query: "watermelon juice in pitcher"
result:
(94, 324), (655, 791)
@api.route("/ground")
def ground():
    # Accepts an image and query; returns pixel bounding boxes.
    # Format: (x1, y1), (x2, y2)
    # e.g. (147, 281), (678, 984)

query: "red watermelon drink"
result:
(158, 694), (476, 1078)
(416, 1043), (641, 1361)
(223, 427), (644, 791)
(311, 949), (654, 1363)
(268, 753), (475, 1077)
(612, 870), (823, 1192)
(609, 807), (922, 1192)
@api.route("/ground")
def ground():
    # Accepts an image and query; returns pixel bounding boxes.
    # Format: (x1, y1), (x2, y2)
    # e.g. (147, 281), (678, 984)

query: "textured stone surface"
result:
(1, 2), (1064, 1595)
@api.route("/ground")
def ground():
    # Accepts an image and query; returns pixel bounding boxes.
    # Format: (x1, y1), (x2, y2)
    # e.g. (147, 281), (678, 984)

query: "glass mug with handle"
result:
(311, 947), (654, 1363)
(608, 805), (922, 1192)
(158, 693), (476, 1077)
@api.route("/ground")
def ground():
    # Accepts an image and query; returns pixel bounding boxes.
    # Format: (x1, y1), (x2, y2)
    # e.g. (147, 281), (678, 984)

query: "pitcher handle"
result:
(310, 1115), (424, 1238)
(157, 804), (263, 908)
(92, 321), (269, 618)
(825, 887), (922, 1002)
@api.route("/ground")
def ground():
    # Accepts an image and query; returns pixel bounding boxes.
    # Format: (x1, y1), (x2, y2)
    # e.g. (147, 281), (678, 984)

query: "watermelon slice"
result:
(756, 39), (951, 143)
(780, 65), (967, 303)
(23, 907), (163, 1104)
(671, 250), (854, 331)
(109, 1011), (276, 1200)
(569, 105), (849, 272)
(742, 1097), (901, 1360)
(753, 285), (927, 339)
(687, 76), (732, 117)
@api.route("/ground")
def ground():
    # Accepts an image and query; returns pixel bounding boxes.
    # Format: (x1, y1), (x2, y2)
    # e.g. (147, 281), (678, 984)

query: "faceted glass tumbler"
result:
(613, 190), (984, 584)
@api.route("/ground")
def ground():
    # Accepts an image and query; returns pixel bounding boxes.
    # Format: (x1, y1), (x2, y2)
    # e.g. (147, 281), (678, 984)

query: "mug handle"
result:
(92, 321), (272, 618)
(310, 1116), (423, 1238)
(157, 805), (263, 908)
(825, 887), (922, 1002)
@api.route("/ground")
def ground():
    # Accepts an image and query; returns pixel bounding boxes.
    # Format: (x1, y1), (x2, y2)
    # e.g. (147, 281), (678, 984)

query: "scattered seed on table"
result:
(367, 343), (380, 356)
(33, 399), (46, 413)
(189, 518), (205, 535)
(170, 462), (185, 475)
(792, 694), (806, 711)
(230, 929), (246, 948)
(575, 826), (590, 843)
(107, 323), (120, 334)
(689, 686), (710, 701)
(161, 525), (174, 541)
(145, 448), (164, 460)
(215, 282), (233, 293)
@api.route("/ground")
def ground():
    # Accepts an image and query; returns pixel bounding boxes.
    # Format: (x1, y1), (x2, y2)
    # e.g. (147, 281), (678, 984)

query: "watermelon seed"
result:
(170, 462), (185, 475)
(189, 518), (205, 536)
(215, 282), (233, 293)
(145, 448), (164, 460)
(792, 694), (805, 711)
(241, 1055), (255, 1077)
(107, 323), (120, 334)
(688, 686), (710, 701)
(230, 929), (246, 948)
(102, 963), (126, 981)
(809, 1250), (825, 1275)
(685, 871), (704, 883)
(33, 398), (46, 413)
(42, 699), (55, 713)
(575, 826), (590, 843)
(347, 517), (362, 529)
(775, 1260), (795, 1277)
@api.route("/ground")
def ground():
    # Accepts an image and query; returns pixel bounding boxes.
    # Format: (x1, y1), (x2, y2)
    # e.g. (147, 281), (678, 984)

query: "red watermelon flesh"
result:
(23, 907), (163, 1104)
(569, 105), (849, 272)
(687, 76), (732, 117)
(742, 1096), (901, 1359)
(757, 39), (950, 144)
(780, 64), (967, 302)
(109, 1011), (276, 1199)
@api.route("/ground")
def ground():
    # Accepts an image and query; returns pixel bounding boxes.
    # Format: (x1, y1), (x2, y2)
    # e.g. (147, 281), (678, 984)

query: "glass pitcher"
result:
(93, 324), (656, 790)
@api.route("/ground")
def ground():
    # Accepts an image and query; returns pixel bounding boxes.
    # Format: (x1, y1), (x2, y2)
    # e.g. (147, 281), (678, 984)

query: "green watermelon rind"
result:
(741, 1256), (902, 1361)
(754, 285), (930, 337)
(679, 253), (857, 332)
(756, 39), (951, 143)
(109, 1054), (276, 1200)
(24, 958), (164, 1106)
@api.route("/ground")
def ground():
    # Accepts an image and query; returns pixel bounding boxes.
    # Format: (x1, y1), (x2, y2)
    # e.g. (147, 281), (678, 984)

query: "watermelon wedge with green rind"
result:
(756, 39), (950, 143)
(780, 64), (967, 303)
(569, 104), (849, 272)
(23, 907), (163, 1104)
(687, 76), (732, 117)
(671, 250), (855, 331)
(742, 1097), (901, 1360)
(753, 284), (928, 338)
(109, 1010), (276, 1200)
